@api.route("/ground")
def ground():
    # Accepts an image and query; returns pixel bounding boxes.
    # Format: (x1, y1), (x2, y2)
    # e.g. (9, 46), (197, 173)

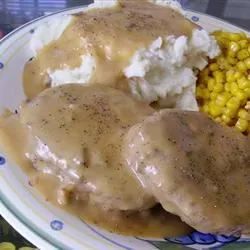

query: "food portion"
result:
(2, 85), (155, 211)
(0, 84), (192, 237)
(24, 0), (219, 110)
(123, 110), (250, 234)
(196, 31), (250, 133)
(1, 84), (249, 236)
(0, 0), (250, 240)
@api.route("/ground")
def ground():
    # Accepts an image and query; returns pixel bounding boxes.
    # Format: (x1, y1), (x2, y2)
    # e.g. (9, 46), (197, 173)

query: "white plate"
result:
(0, 5), (250, 250)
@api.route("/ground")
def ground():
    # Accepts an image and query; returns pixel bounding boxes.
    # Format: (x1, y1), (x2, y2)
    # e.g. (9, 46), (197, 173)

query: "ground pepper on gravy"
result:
(23, 0), (197, 99)
(1, 0), (200, 238)
(0, 85), (193, 237)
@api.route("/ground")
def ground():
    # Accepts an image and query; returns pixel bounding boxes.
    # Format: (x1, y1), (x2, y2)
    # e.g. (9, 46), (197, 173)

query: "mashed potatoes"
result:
(29, 0), (220, 111)
(124, 29), (220, 110)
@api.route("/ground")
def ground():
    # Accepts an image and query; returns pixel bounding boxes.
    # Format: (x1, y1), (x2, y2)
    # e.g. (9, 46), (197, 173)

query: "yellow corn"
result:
(222, 114), (231, 124)
(236, 61), (247, 72)
(213, 83), (224, 93)
(235, 118), (248, 132)
(215, 93), (231, 107)
(238, 78), (250, 89)
(229, 41), (240, 52)
(209, 63), (219, 71)
(207, 78), (216, 91)
(239, 39), (248, 49)
(234, 71), (243, 80)
(227, 57), (237, 65)
(196, 31), (250, 134)
(209, 102), (223, 117)
(244, 57), (250, 69)
(229, 33), (242, 41)
(238, 109), (250, 120)
(237, 49), (249, 60)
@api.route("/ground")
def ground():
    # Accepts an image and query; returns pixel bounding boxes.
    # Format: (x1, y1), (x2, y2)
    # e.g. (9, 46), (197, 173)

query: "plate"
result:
(0, 5), (249, 250)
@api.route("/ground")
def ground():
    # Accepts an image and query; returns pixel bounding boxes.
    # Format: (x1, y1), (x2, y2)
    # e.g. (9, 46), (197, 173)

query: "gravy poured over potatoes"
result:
(23, 0), (197, 99)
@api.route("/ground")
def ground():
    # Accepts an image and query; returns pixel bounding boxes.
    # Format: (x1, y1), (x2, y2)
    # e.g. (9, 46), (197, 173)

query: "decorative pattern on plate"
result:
(166, 231), (240, 245)
(137, 231), (243, 249)
(50, 220), (64, 231)
(0, 156), (6, 165)
(191, 15), (199, 22)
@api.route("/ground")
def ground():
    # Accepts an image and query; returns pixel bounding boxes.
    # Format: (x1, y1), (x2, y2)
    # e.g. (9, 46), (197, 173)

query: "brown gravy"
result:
(13, 0), (197, 238)
(23, 0), (196, 99)
(0, 121), (192, 238)
(33, 173), (192, 237)
(0, 87), (192, 238)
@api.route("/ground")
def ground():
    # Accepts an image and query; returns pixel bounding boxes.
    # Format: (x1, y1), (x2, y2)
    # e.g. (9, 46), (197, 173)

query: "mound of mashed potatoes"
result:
(25, 0), (220, 111)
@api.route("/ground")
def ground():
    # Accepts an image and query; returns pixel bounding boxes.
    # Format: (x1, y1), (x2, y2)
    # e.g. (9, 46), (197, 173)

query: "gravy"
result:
(123, 109), (250, 234)
(0, 85), (192, 237)
(33, 173), (192, 237)
(23, 0), (197, 99)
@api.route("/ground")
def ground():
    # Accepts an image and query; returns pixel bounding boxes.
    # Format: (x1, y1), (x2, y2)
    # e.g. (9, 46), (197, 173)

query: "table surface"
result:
(0, 0), (249, 249)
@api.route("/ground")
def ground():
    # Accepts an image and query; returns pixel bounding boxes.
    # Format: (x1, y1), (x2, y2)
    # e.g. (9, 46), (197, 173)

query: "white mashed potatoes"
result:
(124, 29), (220, 110)
(30, 0), (220, 111)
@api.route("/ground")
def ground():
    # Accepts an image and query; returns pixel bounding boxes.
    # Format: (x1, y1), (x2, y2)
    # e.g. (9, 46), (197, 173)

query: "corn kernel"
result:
(203, 104), (209, 113)
(207, 78), (216, 91)
(215, 117), (222, 123)
(209, 63), (219, 71)
(227, 57), (237, 65)
(226, 97), (240, 110)
(227, 50), (236, 58)
(230, 82), (239, 95)
(224, 107), (237, 118)
(226, 70), (235, 82)
(229, 41), (240, 52)
(213, 71), (225, 82)
(245, 88), (250, 98)
(217, 37), (229, 47)
(235, 89), (246, 101)
(213, 83), (224, 93)
(203, 89), (210, 99)
(215, 93), (231, 107)
(245, 101), (250, 110)
(244, 57), (250, 69)
(238, 109), (250, 120)
(210, 92), (218, 100)
(237, 49), (249, 60)
(225, 82), (231, 92)
(238, 78), (250, 89)
(229, 33), (242, 41)
(209, 102), (223, 117)
(235, 118), (248, 132)
(239, 39), (248, 49)
(222, 114), (231, 124)
(236, 61), (247, 72)
(234, 71), (243, 80)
